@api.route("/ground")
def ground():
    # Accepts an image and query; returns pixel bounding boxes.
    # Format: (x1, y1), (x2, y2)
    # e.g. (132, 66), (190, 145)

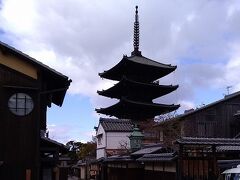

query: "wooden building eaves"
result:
(0, 41), (67, 79)
(0, 41), (72, 106)
(41, 136), (68, 153)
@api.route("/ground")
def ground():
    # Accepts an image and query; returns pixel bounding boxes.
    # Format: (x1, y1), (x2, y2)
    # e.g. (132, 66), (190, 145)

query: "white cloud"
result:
(178, 100), (195, 112)
(2, 0), (240, 140)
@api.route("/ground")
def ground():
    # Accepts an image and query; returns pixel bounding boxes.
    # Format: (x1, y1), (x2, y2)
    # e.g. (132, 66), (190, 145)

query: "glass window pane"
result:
(8, 93), (34, 116)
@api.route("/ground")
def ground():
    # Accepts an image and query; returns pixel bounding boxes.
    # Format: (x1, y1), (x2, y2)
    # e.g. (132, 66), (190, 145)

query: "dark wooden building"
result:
(176, 137), (240, 180)
(152, 93), (240, 179)
(0, 41), (71, 180)
(155, 91), (240, 147)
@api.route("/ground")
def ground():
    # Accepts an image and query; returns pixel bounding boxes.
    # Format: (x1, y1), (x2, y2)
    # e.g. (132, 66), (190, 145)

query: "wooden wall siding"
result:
(181, 159), (217, 180)
(0, 64), (49, 131)
(107, 167), (144, 180)
(0, 64), (38, 87)
(0, 50), (38, 79)
(155, 94), (240, 149)
(182, 98), (240, 138)
(144, 171), (176, 180)
(105, 166), (176, 180)
(0, 65), (41, 179)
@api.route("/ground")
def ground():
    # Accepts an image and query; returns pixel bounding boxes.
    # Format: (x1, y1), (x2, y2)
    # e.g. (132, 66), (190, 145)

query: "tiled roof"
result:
(128, 55), (176, 69)
(100, 118), (133, 132)
(216, 146), (240, 152)
(41, 136), (68, 151)
(176, 137), (240, 146)
(137, 153), (177, 162)
(131, 146), (162, 156)
(105, 155), (133, 162)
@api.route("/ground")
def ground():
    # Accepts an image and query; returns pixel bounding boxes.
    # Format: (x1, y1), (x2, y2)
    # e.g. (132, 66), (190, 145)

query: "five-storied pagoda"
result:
(96, 6), (179, 122)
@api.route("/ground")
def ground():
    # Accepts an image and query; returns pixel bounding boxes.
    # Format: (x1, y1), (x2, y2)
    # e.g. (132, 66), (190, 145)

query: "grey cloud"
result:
(1, 0), (240, 114)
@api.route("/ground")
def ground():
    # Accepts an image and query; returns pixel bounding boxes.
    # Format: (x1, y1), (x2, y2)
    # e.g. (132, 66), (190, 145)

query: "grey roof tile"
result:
(100, 118), (133, 132)
(176, 137), (240, 146)
(216, 146), (240, 152)
(137, 153), (177, 162)
(127, 55), (176, 69)
(131, 146), (162, 155)
(105, 155), (133, 162)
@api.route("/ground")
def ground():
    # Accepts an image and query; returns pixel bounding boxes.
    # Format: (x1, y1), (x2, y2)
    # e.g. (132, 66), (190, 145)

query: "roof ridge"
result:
(0, 41), (68, 79)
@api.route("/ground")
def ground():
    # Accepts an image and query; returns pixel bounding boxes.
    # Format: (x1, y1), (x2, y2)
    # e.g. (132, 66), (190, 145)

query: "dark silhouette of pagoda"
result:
(96, 6), (180, 121)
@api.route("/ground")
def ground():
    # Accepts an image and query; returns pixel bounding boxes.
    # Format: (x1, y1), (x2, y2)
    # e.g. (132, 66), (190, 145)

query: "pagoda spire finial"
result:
(132, 6), (142, 56)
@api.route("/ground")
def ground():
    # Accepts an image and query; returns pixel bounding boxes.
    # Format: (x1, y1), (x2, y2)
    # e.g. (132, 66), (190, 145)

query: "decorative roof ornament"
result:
(132, 6), (142, 56)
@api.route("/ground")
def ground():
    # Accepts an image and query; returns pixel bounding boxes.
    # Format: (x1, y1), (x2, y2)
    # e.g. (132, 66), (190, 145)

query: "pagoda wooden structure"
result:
(96, 6), (179, 121)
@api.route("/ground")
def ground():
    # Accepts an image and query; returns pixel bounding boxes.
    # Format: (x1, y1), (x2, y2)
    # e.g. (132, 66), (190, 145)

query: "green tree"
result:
(66, 141), (96, 160)
(66, 140), (83, 160)
(78, 141), (96, 160)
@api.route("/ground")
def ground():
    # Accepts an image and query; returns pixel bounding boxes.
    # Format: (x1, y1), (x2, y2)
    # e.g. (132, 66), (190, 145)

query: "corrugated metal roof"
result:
(100, 118), (133, 132)
(176, 137), (240, 146)
(137, 153), (177, 162)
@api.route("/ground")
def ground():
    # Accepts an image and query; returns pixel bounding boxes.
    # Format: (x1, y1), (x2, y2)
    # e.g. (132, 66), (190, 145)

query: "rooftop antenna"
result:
(131, 6), (142, 56)
(227, 86), (233, 95)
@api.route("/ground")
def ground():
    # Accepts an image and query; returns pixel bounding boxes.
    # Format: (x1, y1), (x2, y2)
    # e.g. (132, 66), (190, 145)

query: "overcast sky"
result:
(1, 0), (240, 143)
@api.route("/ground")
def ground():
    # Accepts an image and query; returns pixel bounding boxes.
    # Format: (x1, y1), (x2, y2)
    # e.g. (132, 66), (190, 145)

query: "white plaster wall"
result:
(96, 124), (106, 159)
(106, 132), (131, 149)
(96, 125), (131, 159)
(96, 148), (105, 159)
(96, 124), (106, 149)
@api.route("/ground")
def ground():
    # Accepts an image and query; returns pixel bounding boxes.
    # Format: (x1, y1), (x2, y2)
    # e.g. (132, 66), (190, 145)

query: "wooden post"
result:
(212, 145), (217, 179)
(26, 169), (31, 180)
(178, 144), (183, 180)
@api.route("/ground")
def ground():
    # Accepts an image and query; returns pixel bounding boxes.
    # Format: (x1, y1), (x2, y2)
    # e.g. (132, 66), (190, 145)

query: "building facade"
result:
(96, 118), (133, 159)
(155, 91), (240, 147)
(0, 41), (71, 180)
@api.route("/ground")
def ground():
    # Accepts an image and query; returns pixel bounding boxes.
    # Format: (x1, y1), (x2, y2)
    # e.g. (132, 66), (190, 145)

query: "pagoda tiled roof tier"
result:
(96, 98), (180, 120)
(99, 55), (177, 82)
(97, 76), (178, 101)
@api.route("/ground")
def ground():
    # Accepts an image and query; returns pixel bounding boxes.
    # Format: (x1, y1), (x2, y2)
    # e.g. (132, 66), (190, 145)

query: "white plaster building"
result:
(95, 118), (133, 159)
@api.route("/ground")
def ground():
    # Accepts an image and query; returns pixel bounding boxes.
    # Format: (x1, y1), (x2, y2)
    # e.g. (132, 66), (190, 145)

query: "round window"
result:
(8, 93), (34, 116)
